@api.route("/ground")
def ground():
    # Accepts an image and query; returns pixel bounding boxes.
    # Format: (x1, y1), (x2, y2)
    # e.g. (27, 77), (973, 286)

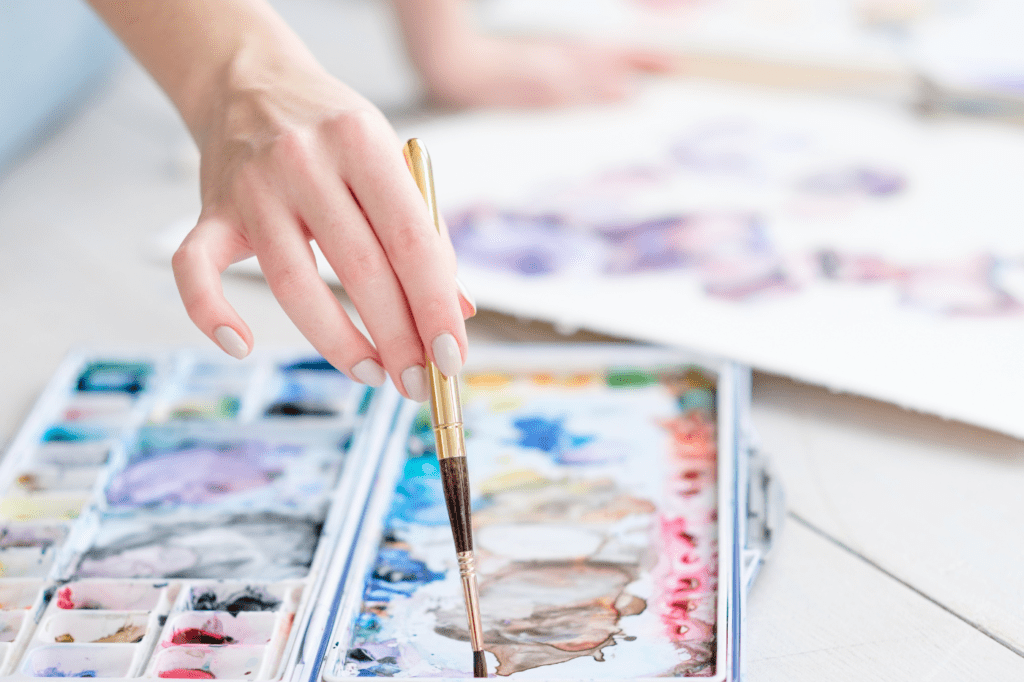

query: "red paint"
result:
(57, 587), (74, 610)
(170, 628), (231, 645)
(158, 669), (215, 679)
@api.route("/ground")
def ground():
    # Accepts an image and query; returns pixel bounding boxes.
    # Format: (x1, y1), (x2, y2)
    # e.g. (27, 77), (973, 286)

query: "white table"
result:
(2, 37), (1022, 682)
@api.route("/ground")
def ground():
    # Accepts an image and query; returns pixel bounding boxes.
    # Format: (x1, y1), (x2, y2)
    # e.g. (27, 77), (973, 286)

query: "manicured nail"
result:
(351, 358), (386, 387)
(401, 365), (429, 402)
(214, 326), (248, 359)
(431, 333), (463, 378)
(456, 276), (477, 317)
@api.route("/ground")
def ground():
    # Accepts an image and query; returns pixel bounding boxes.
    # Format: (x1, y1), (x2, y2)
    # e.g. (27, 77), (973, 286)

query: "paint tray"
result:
(0, 347), (402, 680)
(310, 344), (782, 682)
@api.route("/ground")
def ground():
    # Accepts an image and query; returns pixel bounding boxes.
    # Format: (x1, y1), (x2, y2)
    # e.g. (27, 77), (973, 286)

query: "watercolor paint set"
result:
(0, 344), (780, 680)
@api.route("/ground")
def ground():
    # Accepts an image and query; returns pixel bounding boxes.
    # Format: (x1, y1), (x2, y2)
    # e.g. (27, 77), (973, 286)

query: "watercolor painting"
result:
(339, 363), (721, 678)
(397, 81), (1024, 438)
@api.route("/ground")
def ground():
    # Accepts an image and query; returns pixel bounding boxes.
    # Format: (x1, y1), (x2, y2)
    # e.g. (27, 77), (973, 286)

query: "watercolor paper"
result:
(392, 82), (1024, 438)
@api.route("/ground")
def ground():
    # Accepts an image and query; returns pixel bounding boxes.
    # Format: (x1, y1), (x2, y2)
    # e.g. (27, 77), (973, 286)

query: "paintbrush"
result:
(403, 138), (487, 678)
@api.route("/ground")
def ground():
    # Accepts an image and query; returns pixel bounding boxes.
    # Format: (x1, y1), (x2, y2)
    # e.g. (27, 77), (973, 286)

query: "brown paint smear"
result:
(435, 561), (646, 676)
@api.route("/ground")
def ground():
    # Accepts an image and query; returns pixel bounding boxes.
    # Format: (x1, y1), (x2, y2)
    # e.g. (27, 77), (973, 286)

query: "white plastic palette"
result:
(0, 345), (776, 680)
(0, 349), (400, 679)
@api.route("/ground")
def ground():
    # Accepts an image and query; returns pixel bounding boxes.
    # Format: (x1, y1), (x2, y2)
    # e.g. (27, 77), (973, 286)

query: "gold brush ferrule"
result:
(428, 361), (466, 460)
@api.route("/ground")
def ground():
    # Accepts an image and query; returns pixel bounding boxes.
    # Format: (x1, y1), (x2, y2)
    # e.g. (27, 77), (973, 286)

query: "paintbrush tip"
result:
(473, 650), (487, 678)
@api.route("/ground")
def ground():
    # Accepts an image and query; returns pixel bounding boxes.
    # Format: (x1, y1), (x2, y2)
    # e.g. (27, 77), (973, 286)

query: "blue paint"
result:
(388, 455), (448, 526)
(678, 388), (715, 414)
(512, 415), (595, 463)
(37, 668), (97, 678)
(41, 424), (105, 443)
(75, 361), (150, 395)
(364, 547), (445, 601)
(282, 357), (337, 372)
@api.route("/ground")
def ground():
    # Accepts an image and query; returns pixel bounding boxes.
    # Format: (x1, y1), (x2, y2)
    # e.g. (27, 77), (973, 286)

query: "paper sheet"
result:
(399, 82), (1024, 438)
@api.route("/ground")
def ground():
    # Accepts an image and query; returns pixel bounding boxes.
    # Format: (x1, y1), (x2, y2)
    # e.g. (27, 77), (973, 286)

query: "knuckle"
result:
(268, 262), (315, 300)
(270, 128), (314, 167)
(340, 248), (389, 286)
(328, 108), (384, 149)
(389, 222), (433, 256)
(417, 293), (452, 328)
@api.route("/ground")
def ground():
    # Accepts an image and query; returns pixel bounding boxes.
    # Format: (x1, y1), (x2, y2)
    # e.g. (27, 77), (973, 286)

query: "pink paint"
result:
(158, 669), (215, 679)
(56, 587), (74, 610)
(653, 409), (718, 647)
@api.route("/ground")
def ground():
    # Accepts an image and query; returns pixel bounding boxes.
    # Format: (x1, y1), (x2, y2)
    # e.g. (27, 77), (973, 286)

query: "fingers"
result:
(244, 197), (389, 389)
(171, 215), (255, 359)
(333, 122), (469, 378)
(291, 166), (435, 400)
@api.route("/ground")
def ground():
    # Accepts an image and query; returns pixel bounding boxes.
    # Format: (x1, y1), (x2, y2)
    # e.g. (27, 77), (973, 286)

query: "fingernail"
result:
(401, 365), (429, 402)
(431, 333), (463, 378)
(456, 276), (477, 317)
(351, 358), (386, 387)
(214, 326), (248, 359)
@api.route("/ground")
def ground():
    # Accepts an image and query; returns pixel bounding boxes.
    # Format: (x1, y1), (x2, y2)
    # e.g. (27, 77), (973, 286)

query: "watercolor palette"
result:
(318, 345), (779, 682)
(0, 345), (775, 680)
(0, 348), (402, 679)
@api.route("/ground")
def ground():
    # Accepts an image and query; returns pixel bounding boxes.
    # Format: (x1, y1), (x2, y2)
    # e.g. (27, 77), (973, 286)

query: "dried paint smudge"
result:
(189, 586), (281, 614)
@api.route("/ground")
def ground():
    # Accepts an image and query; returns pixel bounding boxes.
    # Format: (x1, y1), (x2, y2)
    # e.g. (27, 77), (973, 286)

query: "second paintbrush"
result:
(402, 138), (487, 679)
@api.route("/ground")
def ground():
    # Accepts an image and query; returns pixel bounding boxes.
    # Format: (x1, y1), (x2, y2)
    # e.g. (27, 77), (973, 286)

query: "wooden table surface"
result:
(2, 35), (1022, 681)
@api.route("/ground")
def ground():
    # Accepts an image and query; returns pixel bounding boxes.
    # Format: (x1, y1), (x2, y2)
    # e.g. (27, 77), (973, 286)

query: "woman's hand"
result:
(88, 0), (473, 401)
(178, 63), (474, 401)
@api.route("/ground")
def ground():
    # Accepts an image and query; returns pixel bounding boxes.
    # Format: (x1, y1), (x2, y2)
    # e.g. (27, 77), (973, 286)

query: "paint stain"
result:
(435, 561), (645, 676)
(158, 670), (215, 679)
(170, 627), (233, 645)
(190, 586), (280, 615)
(37, 668), (97, 678)
(510, 416), (598, 463)
(364, 546), (445, 602)
(76, 361), (151, 395)
(265, 401), (335, 417)
(95, 622), (146, 643)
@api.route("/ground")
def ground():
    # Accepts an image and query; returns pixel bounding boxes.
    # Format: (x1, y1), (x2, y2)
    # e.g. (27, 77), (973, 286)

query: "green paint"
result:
(605, 368), (658, 388)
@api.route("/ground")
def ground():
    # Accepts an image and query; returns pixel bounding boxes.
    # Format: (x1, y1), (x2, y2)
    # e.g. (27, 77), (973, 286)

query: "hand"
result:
(172, 59), (474, 402)
(418, 35), (676, 108)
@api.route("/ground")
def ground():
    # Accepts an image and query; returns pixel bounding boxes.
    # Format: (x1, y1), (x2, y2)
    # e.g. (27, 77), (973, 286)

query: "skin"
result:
(85, 0), (672, 399)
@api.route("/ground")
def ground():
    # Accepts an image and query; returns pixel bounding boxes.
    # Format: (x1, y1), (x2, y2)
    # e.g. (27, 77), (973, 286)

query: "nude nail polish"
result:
(401, 365), (429, 402)
(351, 358), (386, 387)
(431, 333), (463, 378)
(214, 326), (248, 359)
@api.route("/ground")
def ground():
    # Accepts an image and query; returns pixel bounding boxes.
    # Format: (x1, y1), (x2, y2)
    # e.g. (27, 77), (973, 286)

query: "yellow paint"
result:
(0, 496), (84, 522)
(478, 468), (549, 495)
(465, 372), (514, 389)
(489, 397), (524, 413)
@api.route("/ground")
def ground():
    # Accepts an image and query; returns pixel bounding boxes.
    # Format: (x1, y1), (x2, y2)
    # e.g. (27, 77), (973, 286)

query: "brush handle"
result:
(439, 456), (484, 651)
